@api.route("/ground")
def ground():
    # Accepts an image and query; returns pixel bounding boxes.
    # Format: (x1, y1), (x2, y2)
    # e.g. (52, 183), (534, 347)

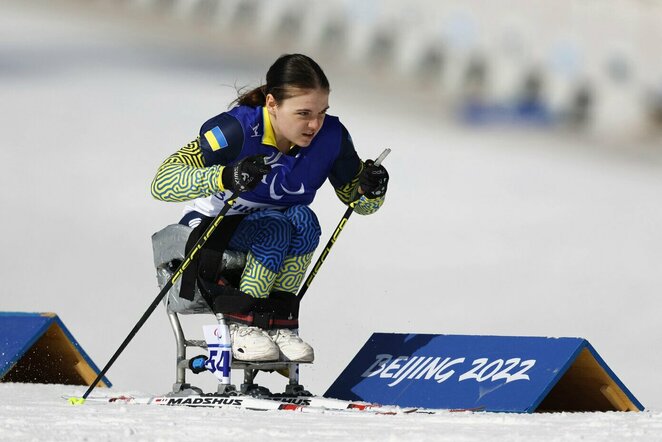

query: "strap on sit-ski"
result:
(179, 214), (244, 301)
(203, 283), (300, 330)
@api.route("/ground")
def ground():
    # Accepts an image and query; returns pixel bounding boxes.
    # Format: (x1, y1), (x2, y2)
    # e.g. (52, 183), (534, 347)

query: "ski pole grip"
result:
(374, 148), (391, 167)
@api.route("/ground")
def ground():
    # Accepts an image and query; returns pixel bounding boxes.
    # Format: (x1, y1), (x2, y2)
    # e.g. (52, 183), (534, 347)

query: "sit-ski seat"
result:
(151, 224), (309, 396)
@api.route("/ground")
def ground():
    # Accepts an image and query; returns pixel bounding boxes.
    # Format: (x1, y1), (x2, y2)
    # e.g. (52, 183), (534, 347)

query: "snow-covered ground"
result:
(2, 1), (662, 440)
(3, 383), (662, 441)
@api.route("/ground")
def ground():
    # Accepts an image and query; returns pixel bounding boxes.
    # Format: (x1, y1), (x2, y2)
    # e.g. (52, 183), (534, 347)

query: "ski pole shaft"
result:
(72, 193), (239, 403)
(373, 148), (391, 167)
(297, 204), (353, 299)
(297, 149), (390, 299)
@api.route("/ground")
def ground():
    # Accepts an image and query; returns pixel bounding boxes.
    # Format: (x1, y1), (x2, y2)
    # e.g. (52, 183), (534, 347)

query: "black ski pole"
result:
(69, 193), (239, 404)
(297, 148), (391, 300)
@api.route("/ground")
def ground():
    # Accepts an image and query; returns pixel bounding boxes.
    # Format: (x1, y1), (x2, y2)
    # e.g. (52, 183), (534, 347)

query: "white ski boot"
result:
(269, 328), (314, 362)
(229, 323), (279, 362)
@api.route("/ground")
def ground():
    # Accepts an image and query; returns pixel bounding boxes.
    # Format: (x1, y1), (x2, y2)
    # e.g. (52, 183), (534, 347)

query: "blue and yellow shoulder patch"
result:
(203, 126), (229, 151)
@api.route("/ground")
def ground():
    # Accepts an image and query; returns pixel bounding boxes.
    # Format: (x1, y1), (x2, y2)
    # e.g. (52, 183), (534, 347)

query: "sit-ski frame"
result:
(167, 310), (310, 396)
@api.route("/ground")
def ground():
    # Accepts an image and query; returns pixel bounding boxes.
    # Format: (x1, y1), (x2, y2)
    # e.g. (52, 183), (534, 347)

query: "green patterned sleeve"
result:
(353, 194), (386, 215)
(333, 162), (385, 215)
(150, 138), (225, 202)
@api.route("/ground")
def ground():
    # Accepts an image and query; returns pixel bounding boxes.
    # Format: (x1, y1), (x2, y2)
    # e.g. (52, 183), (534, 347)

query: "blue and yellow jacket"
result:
(151, 105), (384, 217)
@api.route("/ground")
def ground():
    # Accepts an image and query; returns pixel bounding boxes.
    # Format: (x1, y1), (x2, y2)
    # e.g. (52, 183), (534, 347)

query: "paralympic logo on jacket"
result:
(262, 152), (306, 202)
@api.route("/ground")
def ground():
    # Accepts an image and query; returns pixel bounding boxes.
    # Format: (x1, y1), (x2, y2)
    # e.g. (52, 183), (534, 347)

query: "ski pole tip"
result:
(68, 397), (86, 406)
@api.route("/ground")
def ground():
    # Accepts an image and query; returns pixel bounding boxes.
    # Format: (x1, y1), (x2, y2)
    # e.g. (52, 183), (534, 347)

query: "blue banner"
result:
(325, 333), (641, 412)
(0, 312), (111, 387)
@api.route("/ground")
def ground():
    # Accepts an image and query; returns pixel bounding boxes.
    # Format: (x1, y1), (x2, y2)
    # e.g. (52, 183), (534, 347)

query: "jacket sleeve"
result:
(151, 112), (244, 202)
(328, 124), (385, 215)
(150, 138), (224, 202)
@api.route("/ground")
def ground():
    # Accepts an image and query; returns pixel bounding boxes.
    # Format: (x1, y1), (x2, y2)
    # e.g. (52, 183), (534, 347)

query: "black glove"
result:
(221, 155), (271, 194)
(359, 159), (389, 198)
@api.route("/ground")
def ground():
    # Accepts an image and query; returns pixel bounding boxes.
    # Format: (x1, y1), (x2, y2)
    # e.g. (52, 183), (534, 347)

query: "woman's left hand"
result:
(358, 159), (389, 198)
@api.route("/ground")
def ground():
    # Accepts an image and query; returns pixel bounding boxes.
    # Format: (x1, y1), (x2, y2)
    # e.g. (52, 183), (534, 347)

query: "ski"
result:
(66, 393), (305, 412)
(264, 395), (480, 414)
(265, 395), (412, 414)
(64, 393), (435, 415)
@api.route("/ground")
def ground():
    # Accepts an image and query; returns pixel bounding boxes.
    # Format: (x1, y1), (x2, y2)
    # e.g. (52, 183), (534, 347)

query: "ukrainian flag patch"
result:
(204, 126), (229, 151)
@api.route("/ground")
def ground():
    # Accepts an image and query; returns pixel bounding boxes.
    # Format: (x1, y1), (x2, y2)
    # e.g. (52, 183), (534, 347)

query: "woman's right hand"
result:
(221, 155), (272, 194)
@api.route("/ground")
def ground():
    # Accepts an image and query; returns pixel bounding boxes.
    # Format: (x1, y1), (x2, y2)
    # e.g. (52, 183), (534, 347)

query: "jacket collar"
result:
(262, 107), (295, 150)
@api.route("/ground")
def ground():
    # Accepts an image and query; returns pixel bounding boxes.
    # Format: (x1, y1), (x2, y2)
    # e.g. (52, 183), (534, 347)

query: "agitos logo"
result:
(263, 152), (305, 201)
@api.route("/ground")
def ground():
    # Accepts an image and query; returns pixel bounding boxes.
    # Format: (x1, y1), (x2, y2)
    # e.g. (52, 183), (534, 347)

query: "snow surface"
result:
(3, 383), (662, 441)
(2, 1), (662, 440)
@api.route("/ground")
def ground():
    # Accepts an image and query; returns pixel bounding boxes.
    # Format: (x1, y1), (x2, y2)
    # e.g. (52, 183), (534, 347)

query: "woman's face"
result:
(266, 88), (329, 149)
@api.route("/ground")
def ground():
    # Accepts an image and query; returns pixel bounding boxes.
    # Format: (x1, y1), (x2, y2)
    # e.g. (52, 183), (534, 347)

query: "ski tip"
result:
(68, 397), (86, 406)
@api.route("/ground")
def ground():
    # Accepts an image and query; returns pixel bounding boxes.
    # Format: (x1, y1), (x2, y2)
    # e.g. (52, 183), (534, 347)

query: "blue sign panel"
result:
(0, 312), (53, 376)
(324, 333), (639, 412)
(0, 312), (111, 387)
